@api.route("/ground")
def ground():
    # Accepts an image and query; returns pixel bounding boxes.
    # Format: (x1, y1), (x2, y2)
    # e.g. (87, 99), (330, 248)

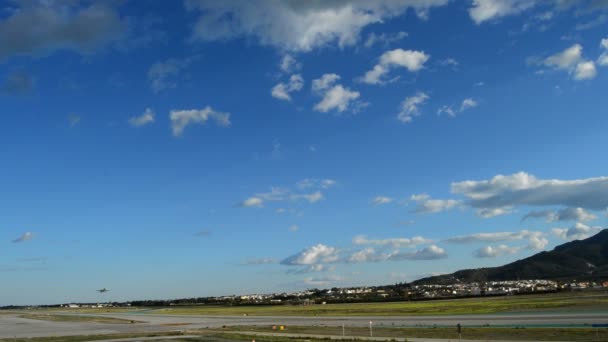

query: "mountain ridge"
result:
(412, 229), (608, 285)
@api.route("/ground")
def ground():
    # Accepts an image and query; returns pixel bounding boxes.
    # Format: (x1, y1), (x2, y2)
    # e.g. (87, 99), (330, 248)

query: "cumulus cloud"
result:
(410, 193), (460, 214)
(0, 2), (125, 60)
(363, 31), (408, 48)
(544, 44), (583, 70)
(184, 1), (448, 52)
(390, 245), (447, 260)
(312, 73), (361, 113)
(371, 196), (393, 205)
(1, 70), (34, 95)
(170, 106), (231, 136)
(469, 0), (537, 24)
(451, 172), (608, 216)
(129, 108), (155, 127)
(148, 57), (198, 93)
(540, 44), (597, 81)
(13, 232), (34, 243)
(437, 98), (478, 117)
(271, 74), (304, 101)
(445, 230), (547, 250)
(347, 245), (447, 263)
(280, 54), (301, 73)
(522, 207), (597, 223)
(573, 60), (597, 80)
(474, 244), (521, 258)
(361, 49), (429, 85)
(398, 92), (429, 123)
(353, 235), (433, 248)
(281, 244), (340, 265)
(348, 248), (389, 263)
(599, 38), (608, 67)
(552, 222), (603, 241)
(241, 197), (264, 208)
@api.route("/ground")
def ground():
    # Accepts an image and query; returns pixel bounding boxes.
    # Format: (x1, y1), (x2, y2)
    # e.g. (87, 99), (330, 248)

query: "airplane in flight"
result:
(97, 288), (109, 293)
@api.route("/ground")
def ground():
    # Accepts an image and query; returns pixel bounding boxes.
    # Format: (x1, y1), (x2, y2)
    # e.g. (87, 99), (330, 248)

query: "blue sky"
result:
(1, 0), (608, 306)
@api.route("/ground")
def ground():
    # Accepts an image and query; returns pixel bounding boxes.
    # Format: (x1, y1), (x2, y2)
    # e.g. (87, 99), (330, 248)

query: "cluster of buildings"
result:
(198, 279), (605, 305)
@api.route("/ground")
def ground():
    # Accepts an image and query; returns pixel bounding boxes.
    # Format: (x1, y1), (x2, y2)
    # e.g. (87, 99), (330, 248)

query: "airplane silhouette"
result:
(97, 288), (109, 293)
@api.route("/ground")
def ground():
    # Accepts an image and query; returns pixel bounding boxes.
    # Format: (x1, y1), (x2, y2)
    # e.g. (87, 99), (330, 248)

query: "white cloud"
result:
(398, 92), (429, 123)
(291, 191), (324, 203)
(522, 207), (598, 223)
(544, 44), (583, 70)
(289, 225), (299, 232)
(185, 1), (448, 52)
(451, 172), (608, 215)
(390, 245), (447, 260)
(12, 232), (34, 243)
(445, 230), (547, 250)
(288, 264), (336, 274)
(361, 49), (429, 85)
(148, 57), (198, 93)
(363, 31), (408, 48)
(129, 108), (155, 127)
(599, 38), (608, 66)
(474, 244), (520, 258)
(410, 193), (460, 214)
(242, 179), (335, 208)
(540, 44), (596, 81)
(347, 245), (446, 263)
(296, 178), (336, 190)
(599, 54), (608, 67)
(271, 74), (304, 101)
(280, 54), (301, 73)
(460, 98), (478, 111)
(348, 248), (390, 263)
(371, 196), (393, 205)
(552, 222), (603, 241)
(169, 106), (231, 136)
(439, 58), (459, 69)
(312, 74), (360, 113)
(476, 207), (514, 218)
(469, 0), (537, 24)
(353, 235), (432, 248)
(241, 197), (264, 208)
(281, 244), (340, 265)
(437, 105), (456, 117)
(573, 60), (597, 80)
(438, 98), (478, 118)
(0, 2), (125, 60)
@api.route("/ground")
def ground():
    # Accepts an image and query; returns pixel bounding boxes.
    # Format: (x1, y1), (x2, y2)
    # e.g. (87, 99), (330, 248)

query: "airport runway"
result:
(1, 311), (607, 339)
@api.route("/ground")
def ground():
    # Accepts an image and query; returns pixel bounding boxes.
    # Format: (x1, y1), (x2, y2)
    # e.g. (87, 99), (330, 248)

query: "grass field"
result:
(211, 326), (608, 341)
(0, 331), (185, 342)
(19, 313), (143, 324)
(136, 292), (608, 316)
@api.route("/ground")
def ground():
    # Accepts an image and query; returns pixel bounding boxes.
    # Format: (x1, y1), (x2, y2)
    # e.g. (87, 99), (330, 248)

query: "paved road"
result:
(1, 311), (607, 339)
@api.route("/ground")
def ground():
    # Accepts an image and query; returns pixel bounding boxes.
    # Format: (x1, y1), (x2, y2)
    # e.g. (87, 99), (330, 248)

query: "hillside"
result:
(413, 229), (608, 285)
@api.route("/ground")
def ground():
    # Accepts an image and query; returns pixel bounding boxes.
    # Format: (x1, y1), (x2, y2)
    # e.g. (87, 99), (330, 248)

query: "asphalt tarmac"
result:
(1, 311), (607, 339)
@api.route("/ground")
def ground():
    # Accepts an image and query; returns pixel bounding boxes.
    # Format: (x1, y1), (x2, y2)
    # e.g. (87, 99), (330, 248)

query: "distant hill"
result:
(412, 229), (608, 285)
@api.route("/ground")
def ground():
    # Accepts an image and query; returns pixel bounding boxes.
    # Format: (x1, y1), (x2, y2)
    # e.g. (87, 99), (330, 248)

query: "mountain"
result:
(412, 229), (608, 285)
